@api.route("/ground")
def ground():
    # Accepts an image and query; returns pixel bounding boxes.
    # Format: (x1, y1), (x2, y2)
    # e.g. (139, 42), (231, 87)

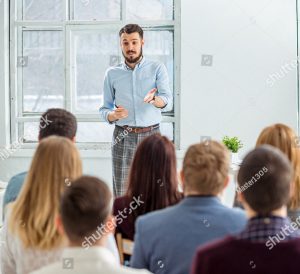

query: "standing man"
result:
(99, 24), (172, 197)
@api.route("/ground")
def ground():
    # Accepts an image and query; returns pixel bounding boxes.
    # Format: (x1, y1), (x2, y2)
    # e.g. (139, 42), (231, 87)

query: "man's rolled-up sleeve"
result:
(156, 63), (173, 112)
(99, 70), (115, 124)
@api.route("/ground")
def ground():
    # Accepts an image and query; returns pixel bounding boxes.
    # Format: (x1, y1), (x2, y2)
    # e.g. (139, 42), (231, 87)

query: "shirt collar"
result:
(236, 215), (300, 242)
(180, 196), (221, 207)
(62, 246), (116, 265)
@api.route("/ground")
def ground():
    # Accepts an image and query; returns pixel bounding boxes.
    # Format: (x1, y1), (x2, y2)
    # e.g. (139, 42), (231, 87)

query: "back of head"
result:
(9, 136), (82, 249)
(60, 176), (112, 244)
(182, 140), (230, 195)
(126, 134), (180, 214)
(237, 145), (292, 215)
(39, 108), (77, 140)
(256, 123), (300, 209)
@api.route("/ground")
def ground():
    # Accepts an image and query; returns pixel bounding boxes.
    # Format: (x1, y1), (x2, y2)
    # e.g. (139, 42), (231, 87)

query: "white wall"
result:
(181, 0), (298, 155)
(0, 0), (299, 191)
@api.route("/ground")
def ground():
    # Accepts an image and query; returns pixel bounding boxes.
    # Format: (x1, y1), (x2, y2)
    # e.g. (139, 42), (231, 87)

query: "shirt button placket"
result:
(132, 68), (138, 126)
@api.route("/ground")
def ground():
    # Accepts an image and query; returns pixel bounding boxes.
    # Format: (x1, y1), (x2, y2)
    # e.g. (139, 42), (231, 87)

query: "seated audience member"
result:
(3, 108), (77, 214)
(256, 123), (300, 223)
(31, 176), (152, 274)
(113, 134), (182, 241)
(130, 141), (246, 274)
(191, 145), (300, 274)
(1, 137), (82, 274)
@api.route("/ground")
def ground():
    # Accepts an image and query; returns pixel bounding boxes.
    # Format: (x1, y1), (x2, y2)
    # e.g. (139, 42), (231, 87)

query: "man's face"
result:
(120, 32), (144, 64)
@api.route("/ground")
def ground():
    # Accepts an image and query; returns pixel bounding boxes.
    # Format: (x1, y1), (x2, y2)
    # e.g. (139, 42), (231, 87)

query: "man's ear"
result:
(141, 38), (145, 46)
(237, 191), (245, 204)
(55, 215), (65, 236)
(72, 136), (76, 143)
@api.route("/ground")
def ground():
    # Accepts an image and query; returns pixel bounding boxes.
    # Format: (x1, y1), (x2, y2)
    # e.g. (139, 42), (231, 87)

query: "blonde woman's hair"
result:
(9, 136), (82, 250)
(256, 123), (300, 209)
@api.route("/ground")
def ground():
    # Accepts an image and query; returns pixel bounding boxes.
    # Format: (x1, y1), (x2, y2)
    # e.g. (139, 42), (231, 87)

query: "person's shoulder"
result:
(113, 196), (131, 214)
(114, 265), (152, 274)
(30, 262), (61, 274)
(196, 236), (235, 258)
(4, 171), (28, 204)
(137, 202), (180, 226)
(146, 59), (166, 70)
(217, 203), (246, 219)
(105, 64), (124, 74)
(113, 196), (130, 208)
(7, 171), (27, 185)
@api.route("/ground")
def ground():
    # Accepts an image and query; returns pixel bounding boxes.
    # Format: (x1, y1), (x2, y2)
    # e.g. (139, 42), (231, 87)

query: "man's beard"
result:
(123, 47), (143, 64)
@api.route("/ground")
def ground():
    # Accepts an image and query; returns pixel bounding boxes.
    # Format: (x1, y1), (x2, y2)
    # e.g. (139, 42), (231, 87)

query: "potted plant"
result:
(222, 136), (243, 163)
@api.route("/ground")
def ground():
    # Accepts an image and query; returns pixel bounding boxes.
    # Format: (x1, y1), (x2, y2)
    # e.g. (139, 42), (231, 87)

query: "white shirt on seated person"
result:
(29, 215), (151, 274)
(30, 246), (151, 274)
(0, 211), (120, 274)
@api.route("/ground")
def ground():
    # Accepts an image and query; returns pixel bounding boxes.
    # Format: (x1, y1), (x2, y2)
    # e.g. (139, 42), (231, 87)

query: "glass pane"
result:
(144, 30), (174, 97)
(73, 0), (121, 21)
(23, 122), (39, 142)
(23, 122), (173, 143)
(23, 0), (64, 21)
(126, 0), (173, 20)
(71, 30), (119, 113)
(22, 30), (64, 113)
(77, 122), (114, 142)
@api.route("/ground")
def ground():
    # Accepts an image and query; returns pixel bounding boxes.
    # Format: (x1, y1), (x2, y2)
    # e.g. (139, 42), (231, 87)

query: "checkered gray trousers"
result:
(112, 125), (160, 197)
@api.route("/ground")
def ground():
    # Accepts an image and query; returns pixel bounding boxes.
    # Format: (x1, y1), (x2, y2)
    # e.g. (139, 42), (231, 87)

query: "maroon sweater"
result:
(113, 196), (136, 240)
(191, 236), (300, 274)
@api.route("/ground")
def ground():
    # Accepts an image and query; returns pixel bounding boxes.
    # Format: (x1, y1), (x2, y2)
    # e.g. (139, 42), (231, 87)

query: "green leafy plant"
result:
(222, 136), (243, 153)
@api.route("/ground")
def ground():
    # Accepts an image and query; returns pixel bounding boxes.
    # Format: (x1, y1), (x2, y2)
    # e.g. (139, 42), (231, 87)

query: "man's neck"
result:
(68, 237), (107, 248)
(184, 190), (217, 197)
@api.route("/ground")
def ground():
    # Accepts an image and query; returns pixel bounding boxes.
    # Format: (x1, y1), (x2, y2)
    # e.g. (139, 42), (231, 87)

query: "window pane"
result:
(71, 30), (119, 113)
(73, 0), (121, 21)
(23, 0), (64, 20)
(77, 122), (114, 142)
(126, 0), (173, 20)
(23, 122), (39, 142)
(144, 30), (174, 98)
(22, 30), (64, 113)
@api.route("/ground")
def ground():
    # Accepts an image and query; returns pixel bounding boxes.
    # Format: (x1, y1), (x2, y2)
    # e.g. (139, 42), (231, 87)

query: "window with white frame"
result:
(10, 0), (180, 149)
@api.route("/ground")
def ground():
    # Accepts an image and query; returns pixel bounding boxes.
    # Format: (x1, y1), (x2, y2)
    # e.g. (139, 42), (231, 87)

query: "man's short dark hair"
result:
(60, 176), (112, 243)
(119, 24), (143, 39)
(39, 108), (77, 140)
(237, 145), (292, 215)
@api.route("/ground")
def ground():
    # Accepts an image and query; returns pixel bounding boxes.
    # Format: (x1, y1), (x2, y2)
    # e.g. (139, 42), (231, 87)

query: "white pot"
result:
(231, 152), (240, 164)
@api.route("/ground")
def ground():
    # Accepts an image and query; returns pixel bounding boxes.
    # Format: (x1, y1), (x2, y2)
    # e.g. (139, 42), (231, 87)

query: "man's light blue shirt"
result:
(99, 57), (173, 127)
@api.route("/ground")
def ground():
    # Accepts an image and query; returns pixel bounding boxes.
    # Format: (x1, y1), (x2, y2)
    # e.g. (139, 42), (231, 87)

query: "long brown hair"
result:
(126, 134), (181, 220)
(9, 136), (82, 249)
(256, 123), (300, 209)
